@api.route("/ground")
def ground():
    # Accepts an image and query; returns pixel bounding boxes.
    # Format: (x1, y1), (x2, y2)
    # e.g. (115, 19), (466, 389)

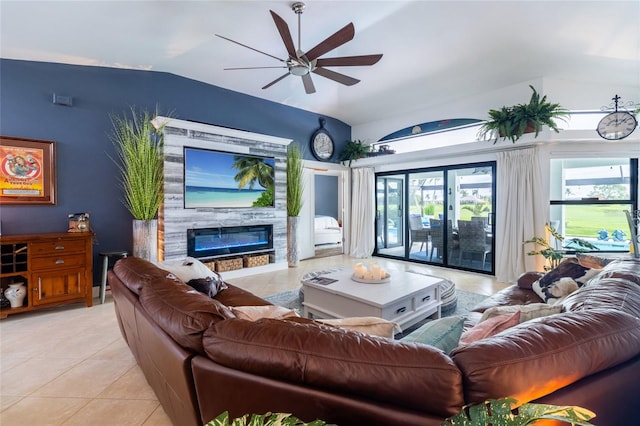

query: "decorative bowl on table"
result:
(351, 273), (391, 284)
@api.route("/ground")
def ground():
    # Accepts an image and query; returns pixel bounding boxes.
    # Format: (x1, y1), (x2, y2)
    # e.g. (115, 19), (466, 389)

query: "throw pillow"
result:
(187, 276), (228, 298)
(532, 277), (579, 304)
(317, 316), (400, 339)
(479, 303), (562, 323)
(459, 311), (520, 346)
(231, 305), (300, 321)
(158, 257), (226, 289)
(516, 271), (545, 290)
(400, 316), (465, 353)
(539, 258), (599, 288)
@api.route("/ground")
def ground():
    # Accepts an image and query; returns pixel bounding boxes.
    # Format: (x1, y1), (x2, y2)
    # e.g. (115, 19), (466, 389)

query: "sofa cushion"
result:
(451, 309), (640, 405)
(575, 253), (615, 269)
(214, 283), (273, 307)
(459, 311), (520, 345)
(596, 258), (640, 285)
(139, 274), (235, 354)
(231, 305), (300, 321)
(400, 316), (465, 353)
(203, 317), (465, 417)
(562, 277), (640, 317)
(479, 303), (562, 323)
(318, 316), (400, 339)
(113, 256), (170, 295)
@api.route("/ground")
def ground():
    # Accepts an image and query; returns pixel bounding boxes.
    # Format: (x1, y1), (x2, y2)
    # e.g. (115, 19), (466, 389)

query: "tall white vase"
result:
(287, 216), (300, 268)
(4, 282), (27, 308)
(133, 219), (158, 262)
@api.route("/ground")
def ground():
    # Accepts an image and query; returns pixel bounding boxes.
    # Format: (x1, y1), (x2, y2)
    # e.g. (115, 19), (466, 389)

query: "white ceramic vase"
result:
(4, 282), (27, 308)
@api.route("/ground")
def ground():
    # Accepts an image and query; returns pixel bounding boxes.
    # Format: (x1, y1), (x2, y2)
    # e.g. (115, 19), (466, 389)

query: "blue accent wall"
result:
(0, 59), (350, 284)
(314, 175), (339, 218)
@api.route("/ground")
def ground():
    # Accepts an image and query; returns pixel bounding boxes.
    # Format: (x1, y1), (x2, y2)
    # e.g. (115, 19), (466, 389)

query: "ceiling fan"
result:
(215, 2), (382, 94)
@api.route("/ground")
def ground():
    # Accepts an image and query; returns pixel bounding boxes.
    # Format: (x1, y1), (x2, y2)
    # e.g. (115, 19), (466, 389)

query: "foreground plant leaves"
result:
(442, 398), (595, 425)
(205, 411), (332, 426)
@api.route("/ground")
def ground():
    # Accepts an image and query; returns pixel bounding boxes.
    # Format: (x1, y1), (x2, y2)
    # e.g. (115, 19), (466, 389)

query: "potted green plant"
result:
(477, 85), (570, 144)
(286, 144), (305, 267)
(338, 140), (369, 166)
(524, 222), (599, 271)
(109, 106), (166, 262)
(442, 397), (595, 425)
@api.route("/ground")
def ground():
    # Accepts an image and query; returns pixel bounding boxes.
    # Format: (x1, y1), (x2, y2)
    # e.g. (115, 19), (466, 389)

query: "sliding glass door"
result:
(375, 162), (496, 275)
(376, 176), (404, 253)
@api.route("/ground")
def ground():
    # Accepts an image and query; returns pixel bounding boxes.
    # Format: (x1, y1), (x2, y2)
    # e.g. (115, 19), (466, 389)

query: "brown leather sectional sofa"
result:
(108, 257), (640, 426)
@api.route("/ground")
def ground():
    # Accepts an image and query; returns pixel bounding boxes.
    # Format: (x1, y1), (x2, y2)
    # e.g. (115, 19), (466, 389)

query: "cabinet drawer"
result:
(413, 287), (437, 311)
(381, 296), (413, 321)
(30, 239), (86, 256)
(30, 253), (86, 271)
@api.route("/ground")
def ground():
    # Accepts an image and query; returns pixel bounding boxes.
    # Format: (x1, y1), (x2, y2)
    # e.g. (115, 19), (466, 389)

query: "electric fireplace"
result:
(187, 225), (273, 258)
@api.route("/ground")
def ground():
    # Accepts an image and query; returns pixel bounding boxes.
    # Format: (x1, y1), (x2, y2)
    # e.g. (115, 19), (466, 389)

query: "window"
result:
(549, 158), (638, 252)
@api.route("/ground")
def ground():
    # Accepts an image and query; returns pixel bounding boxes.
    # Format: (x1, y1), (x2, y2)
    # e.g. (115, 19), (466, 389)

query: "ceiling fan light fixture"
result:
(289, 64), (310, 76)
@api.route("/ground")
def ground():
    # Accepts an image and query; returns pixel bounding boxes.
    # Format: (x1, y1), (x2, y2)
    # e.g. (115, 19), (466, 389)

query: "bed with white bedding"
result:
(314, 215), (343, 246)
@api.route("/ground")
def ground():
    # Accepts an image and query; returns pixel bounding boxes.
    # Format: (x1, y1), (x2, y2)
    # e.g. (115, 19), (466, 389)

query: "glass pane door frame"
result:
(374, 161), (496, 275)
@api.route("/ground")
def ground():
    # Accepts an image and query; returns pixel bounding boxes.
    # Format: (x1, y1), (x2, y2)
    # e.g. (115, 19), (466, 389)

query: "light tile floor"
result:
(0, 255), (509, 425)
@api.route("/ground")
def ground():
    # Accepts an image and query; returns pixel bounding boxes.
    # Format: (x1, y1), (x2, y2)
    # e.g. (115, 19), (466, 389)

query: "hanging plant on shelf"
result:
(338, 140), (370, 166)
(477, 85), (570, 144)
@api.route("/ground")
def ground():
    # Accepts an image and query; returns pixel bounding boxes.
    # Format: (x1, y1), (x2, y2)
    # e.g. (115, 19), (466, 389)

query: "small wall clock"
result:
(310, 118), (334, 161)
(596, 95), (638, 140)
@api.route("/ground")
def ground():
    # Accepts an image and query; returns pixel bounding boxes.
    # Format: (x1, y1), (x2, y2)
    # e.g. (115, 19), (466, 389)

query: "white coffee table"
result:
(301, 269), (443, 330)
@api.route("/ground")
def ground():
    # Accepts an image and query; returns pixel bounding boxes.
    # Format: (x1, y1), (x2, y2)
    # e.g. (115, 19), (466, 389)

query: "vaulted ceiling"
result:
(1, 1), (638, 127)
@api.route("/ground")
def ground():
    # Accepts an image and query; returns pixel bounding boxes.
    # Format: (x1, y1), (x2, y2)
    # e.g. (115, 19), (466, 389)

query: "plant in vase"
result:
(477, 85), (570, 144)
(286, 144), (305, 267)
(109, 106), (167, 262)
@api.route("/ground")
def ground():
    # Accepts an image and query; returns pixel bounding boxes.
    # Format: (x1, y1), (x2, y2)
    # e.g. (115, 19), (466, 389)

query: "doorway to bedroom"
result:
(314, 174), (344, 258)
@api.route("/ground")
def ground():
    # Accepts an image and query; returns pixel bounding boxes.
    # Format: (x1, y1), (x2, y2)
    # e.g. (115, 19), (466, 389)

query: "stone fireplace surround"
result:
(153, 117), (291, 277)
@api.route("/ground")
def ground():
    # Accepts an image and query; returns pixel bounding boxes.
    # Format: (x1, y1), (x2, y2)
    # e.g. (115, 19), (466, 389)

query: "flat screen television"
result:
(184, 147), (275, 208)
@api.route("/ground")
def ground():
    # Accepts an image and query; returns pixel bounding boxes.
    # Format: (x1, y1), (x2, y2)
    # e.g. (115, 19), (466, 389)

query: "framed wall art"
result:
(0, 136), (56, 205)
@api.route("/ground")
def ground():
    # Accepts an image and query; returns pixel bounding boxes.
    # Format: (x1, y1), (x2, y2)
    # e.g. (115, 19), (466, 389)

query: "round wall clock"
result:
(310, 118), (334, 161)
(597, 111), (637, 140)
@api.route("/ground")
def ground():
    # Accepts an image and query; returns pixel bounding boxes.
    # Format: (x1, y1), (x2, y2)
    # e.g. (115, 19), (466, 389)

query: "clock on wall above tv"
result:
(183, 147), (275, 208)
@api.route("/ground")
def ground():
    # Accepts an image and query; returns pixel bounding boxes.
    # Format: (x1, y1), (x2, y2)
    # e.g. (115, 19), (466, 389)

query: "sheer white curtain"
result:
(495, 147), (547, 282)
(349, 167), (375, 258)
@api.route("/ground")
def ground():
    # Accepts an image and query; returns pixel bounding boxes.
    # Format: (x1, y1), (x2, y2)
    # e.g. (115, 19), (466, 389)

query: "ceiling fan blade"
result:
(315, 54), (383, 67)
(224, 66), (287, 70)
(302, 74), (316, 94)
(215, 34), (284, 63)
(312, 67), (360, 86)
(270, 10), (297, 58)
(305, 23), (355, 61)
(262, 73), (290, 90)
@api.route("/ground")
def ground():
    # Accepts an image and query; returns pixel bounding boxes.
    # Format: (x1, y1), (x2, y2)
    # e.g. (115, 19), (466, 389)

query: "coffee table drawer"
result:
(414, 287), (437, 310)
(382, 296), (413, 321)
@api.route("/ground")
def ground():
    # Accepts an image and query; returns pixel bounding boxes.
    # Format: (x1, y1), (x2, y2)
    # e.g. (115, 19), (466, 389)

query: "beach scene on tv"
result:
(184, 147), (275, 208)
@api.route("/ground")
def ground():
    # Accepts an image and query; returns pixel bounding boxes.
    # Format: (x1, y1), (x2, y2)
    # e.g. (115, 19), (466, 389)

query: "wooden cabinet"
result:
(0, 233), (93, 318)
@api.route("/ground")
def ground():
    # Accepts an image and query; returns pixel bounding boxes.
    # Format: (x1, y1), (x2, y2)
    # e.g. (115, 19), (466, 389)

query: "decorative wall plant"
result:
(338, 140), (370, 166)
(477, 85), (570, 144)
